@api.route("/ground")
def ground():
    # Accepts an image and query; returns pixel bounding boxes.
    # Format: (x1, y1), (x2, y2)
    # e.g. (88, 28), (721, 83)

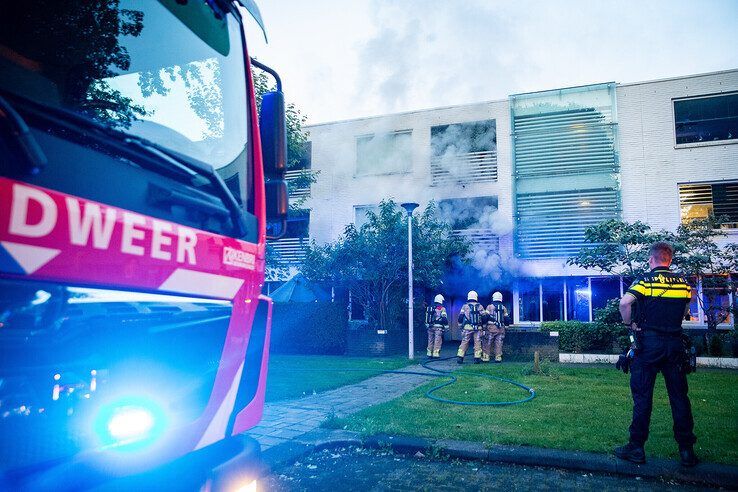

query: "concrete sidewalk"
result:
(246, 357), (456, 450)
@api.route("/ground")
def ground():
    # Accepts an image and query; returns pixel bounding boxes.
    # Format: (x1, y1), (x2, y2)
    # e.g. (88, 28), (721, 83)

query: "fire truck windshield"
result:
(0, 1), (249, 171)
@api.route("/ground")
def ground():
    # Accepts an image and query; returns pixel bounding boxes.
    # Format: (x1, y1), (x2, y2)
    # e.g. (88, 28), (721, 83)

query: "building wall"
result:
(306, 99), (513, 253)
(617, 69), (738, 237)
(299, 69), (738, 328)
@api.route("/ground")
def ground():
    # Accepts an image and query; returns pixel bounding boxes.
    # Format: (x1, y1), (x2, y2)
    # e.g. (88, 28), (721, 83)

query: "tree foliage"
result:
(252, 69), (317, 210)
(252, 66), (318, 277)
(568, 217), (738, 331)
(301, 200), (472, 330)
(565, 219), (661, 277)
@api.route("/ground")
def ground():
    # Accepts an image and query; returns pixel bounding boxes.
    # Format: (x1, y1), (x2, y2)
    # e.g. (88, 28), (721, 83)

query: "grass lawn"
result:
(265, 355), (413, 402)
(324, 362), (738, 465)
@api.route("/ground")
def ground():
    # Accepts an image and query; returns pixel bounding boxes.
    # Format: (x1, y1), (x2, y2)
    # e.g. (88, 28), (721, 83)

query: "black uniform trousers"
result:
(629, 331), (696, 448)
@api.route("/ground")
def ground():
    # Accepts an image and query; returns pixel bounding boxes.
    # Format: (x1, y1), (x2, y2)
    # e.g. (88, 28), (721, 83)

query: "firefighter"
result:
(484, 291), (509, 363)
(614, 241), (698, 467)
(426, 294), (448, 358)
(457, 290), (487, 364)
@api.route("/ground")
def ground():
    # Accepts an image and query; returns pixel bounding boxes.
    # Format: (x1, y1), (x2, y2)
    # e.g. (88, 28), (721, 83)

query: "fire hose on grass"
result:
(288, 357), (536, 407)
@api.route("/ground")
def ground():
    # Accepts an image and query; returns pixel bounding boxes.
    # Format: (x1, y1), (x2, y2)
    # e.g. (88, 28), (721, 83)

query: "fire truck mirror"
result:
(259, 90), (287, 178)
(265, 179), (288, 239)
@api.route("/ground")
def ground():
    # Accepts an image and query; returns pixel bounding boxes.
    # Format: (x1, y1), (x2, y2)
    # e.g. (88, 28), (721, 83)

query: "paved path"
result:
(247, 358), (456, 450)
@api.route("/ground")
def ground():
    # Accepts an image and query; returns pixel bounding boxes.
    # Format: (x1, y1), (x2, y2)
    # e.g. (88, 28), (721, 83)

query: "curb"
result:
(259, 430), (738, 489)
(559, 353), (738, 369)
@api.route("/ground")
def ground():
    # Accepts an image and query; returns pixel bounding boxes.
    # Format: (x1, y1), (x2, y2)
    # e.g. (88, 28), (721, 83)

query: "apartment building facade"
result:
(269, 69), (738, 333)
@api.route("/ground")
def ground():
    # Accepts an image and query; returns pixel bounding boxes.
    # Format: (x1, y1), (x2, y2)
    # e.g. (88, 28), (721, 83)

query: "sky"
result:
(243, 0), (738, 125)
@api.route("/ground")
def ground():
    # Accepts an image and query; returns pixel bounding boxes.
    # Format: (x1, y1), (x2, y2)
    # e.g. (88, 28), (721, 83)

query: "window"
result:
(566, 277), (590, 321)
(354, 205), (379, 229)
(267, 212), (310, 266)
(678, 181), (738, 229)
(542, 279), (564, 321)
(685, 277), (700, 323)
(437, 197), (500, 254)
(518, 279), (540, 322)
(591, 277), (621, 313)
(356, 130), (412, 176)
(674, 93), (738, 145)
(430, 120), (497, 186)
(284, 212), (310, 239)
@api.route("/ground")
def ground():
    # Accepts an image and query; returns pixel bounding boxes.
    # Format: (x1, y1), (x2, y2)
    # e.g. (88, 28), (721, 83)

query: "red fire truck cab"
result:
(0, 1), (286, 489)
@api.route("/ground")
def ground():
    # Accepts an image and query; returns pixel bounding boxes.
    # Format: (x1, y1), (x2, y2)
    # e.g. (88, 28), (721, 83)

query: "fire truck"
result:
(0, 1), (287, 489)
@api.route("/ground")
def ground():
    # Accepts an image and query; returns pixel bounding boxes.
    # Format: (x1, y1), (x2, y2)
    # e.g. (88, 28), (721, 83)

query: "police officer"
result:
(426, 294), (448, 358)
(614, 241), (698, 467)
(457, 290), (487, 364)
(483, 291), (509, 363)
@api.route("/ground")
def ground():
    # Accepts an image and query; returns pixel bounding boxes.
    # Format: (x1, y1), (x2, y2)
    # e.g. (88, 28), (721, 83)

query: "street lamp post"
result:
(401, 202), (419, 360)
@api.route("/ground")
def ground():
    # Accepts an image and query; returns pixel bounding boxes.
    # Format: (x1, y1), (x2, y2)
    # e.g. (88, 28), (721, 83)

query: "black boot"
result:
(679, 447), (699, 467)
(614, 443), (645, 464)
(456, 356), (464, 364)
(474, 358), (481, 364)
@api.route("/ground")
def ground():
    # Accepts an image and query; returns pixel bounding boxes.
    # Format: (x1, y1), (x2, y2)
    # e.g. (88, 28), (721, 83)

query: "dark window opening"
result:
(284, 212), (310, 239)
(674, 93), (738, 145)
(431, 120), (497, 157)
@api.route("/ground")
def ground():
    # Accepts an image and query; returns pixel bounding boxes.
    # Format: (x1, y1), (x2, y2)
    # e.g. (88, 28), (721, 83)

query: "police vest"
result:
(627, 267), (691, 333)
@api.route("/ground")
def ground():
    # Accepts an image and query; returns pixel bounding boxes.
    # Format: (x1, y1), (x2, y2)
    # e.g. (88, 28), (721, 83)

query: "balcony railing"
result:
(268, 237), (308, 265)
(286, 169), (310, 199)
(451, 228), (499, 253)
(430, 150), (498, 187)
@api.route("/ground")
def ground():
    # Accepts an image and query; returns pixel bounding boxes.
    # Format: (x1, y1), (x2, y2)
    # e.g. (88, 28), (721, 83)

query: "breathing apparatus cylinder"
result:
(491, 302), (504, 327)
(425, 306), (434, 326)
(468, 304), (480, 326)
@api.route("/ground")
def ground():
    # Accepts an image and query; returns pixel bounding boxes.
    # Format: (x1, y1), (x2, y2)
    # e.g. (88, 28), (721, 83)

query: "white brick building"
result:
(270, 69), (738, 334)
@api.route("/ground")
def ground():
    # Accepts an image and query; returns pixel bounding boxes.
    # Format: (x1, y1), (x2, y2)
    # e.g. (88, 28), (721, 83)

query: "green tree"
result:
(252, 66), (318, 276)
(251, 67), (318, 280)
(251, 69), (317, 209)
(565, 219), (662, 277)
(301, 200), (471, 331)
(568, 218), (738, 336)
(673, 216), (738, 332)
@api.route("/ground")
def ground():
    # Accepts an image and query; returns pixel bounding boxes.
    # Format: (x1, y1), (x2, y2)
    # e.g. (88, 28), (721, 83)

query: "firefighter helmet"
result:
(492, 291), (503, 302)
(467, 290), (478, 302)
(434, 294), (444, 304)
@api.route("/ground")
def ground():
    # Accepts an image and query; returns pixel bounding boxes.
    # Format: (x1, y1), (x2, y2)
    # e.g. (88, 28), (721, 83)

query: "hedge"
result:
(541, 320), (628, 354)
(268, 301), (348, 355)
(542, 321), (738, 356)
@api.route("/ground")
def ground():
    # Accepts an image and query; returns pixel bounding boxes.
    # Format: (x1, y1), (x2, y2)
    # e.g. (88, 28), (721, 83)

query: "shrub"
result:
(594, 298), (621, 325)
(708, 334), (724, 357)
(268, 301), (347, 355)
(685, 329), (738, 357)
(541, 320), (627, 354)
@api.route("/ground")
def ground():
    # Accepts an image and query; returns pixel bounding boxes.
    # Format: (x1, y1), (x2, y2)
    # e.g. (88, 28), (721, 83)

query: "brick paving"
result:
(247, 357), (456, 450)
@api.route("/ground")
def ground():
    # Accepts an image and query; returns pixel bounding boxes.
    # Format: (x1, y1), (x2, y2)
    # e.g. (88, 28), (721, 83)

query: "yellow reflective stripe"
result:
(629, 283), (648, 295)
(640, 282), (691, 290)
(642, 288), (692, 299)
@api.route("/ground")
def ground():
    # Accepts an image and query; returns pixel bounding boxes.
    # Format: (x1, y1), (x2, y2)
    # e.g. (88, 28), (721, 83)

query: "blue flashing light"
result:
(108, 406), (155, 441)
(94, 397), (167, 450)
